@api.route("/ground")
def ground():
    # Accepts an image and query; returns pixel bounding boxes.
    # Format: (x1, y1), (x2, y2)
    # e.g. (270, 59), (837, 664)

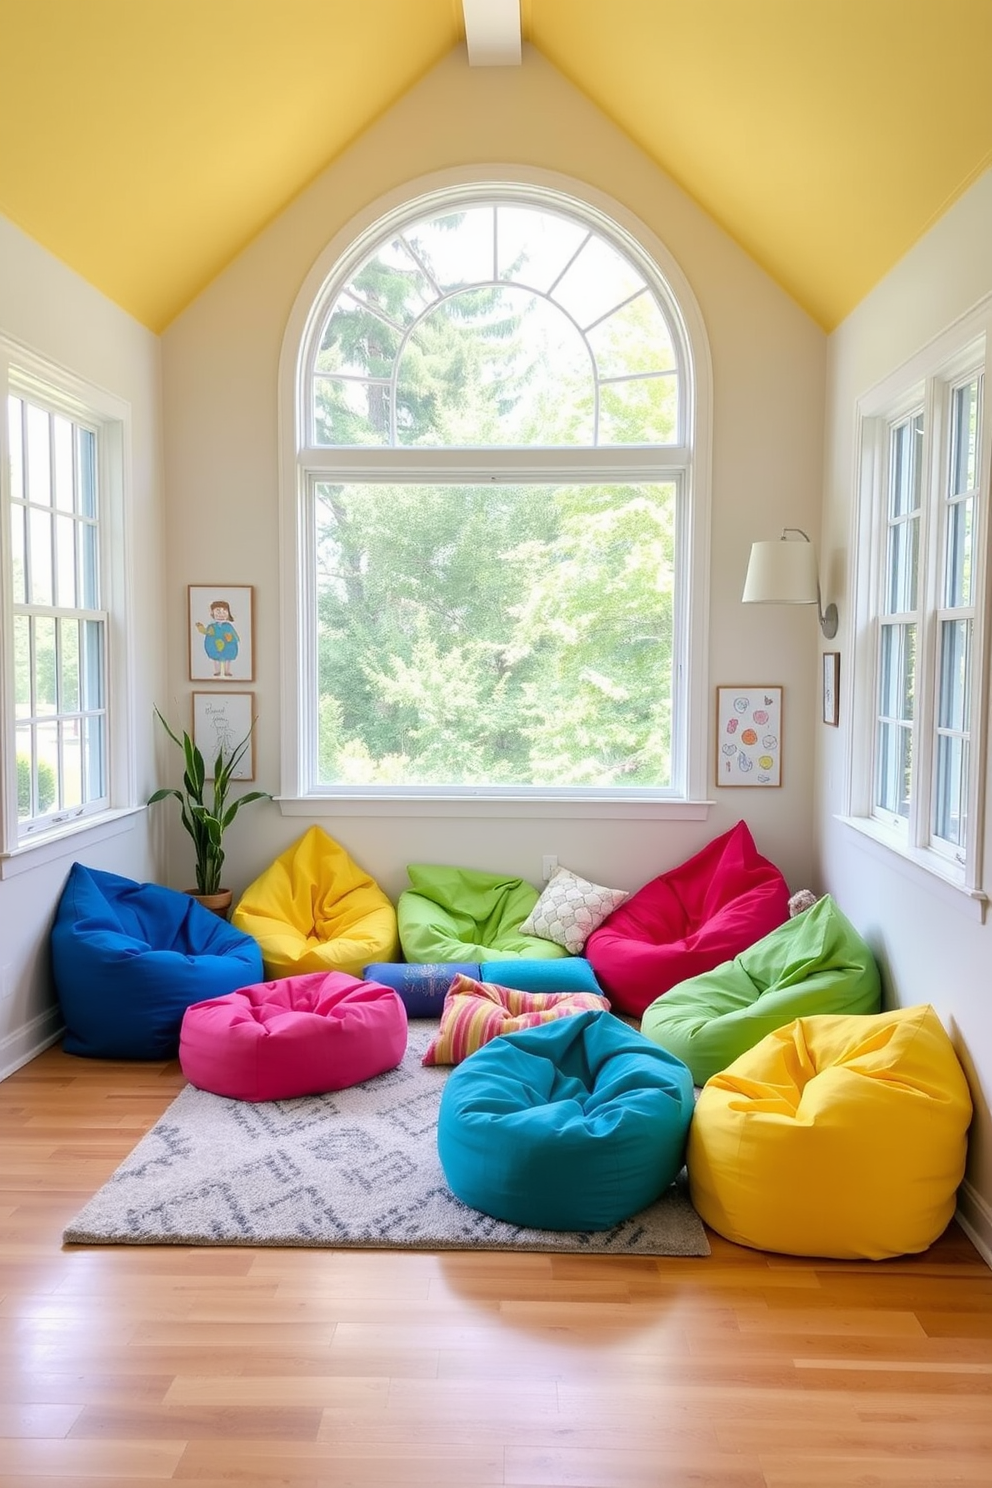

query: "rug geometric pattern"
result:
(63, 1022), (710, 1256)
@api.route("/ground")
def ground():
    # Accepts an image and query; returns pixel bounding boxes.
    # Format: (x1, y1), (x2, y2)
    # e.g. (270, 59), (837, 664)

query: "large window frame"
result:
(278, 173), (713, 818)
(0, 335), (135, 871)
(848, 307), (992, 912)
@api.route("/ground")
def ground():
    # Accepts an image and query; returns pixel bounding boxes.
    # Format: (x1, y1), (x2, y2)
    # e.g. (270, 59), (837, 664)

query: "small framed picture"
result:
(192, 692), (255, 780)
(822, 651), (840, 727)
(188, 585), (254, 682)
(716, 685), (783, 787)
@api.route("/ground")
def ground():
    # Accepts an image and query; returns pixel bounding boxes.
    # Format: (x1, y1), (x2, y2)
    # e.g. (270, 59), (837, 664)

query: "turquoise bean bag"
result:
(397, 864), (568, 963)
(640, 894), (881, 1086)
(437, 1009), (694, 1231)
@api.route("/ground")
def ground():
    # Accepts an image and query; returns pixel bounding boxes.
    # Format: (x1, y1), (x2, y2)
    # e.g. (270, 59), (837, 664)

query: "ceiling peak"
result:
(462, 0), (521, 66)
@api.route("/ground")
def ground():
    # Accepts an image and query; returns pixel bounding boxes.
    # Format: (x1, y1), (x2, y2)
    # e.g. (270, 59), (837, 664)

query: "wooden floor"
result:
(1, 1048), (990, 1488)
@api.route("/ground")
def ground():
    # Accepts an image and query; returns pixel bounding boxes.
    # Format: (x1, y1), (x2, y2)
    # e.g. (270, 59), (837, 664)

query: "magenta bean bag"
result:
(585, 821), (790, 1017)
(179, 971), (408, 1102)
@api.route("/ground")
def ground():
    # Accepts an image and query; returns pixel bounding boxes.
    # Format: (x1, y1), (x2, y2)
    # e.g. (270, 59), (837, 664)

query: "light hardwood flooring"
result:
(1, 1044), (990, 1488)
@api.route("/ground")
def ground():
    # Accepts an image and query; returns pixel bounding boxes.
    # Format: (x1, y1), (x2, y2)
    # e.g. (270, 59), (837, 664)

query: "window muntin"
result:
(311, 201), (680, 450)
(7, 392), (108, 833)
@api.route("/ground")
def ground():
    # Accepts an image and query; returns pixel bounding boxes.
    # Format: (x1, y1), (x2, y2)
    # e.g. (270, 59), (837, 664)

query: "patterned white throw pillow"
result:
(520, 866), (629, 955)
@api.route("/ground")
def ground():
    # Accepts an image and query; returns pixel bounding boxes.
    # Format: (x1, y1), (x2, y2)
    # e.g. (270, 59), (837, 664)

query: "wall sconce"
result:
(742, 527), (838, 639)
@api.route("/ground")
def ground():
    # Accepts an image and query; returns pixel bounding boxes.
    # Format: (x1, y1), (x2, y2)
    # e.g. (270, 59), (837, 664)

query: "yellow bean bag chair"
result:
(231, 826), (399, 980)
(688, 1004), (972, 1260)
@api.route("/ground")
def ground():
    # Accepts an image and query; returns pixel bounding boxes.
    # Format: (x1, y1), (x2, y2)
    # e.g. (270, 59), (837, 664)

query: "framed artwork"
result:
(716, 685), (783, 787)
(822, 651), (840, 727)
(188, 584), (254, 682)
(192, 691), (255, 780)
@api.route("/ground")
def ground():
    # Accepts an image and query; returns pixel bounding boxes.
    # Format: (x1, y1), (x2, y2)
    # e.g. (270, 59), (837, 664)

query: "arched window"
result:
(281, 182), (711, 808)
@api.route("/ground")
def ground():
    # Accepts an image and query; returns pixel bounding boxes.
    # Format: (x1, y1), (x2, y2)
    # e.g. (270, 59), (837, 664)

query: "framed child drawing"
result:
(715, 685), (783, 787)
(188, 585), (254, 682)
(192, 692), (255, 780)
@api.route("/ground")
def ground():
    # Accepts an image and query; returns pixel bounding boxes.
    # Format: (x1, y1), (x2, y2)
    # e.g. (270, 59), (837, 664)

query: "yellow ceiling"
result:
(0, 1), (990, 333)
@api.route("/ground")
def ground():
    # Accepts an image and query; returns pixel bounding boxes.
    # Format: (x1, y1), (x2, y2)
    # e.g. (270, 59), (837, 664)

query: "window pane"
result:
(885, 514), (918, 614)
(78, 427), (96, 519)
(934, 734), (968, 848)
(15, 724), (33, 819)
(496, 205), (587, 291)
(80, 619), (105, 711)
(13, 614), (30, 709)
(61, 617), (80, 713)
(889, 413), (923, 518)
(398, 289), (594, 447)
(314, 375), (391, 446)
(8, 395), (23, 500)
(944, 496), (973, 607)
(26, 402), (51, 506)
(876, 721), (912, 818)
(9, 497), (26, 604)
(36, 719), (60, 813)
(28, 505), (53, 605)
(34, 615), (57, 711)
(938, 619), (971, 732)
(586, 292), (676, 379)
(79, 519), (99, 608)
(878, 622), (915, 722)
(551, 232), (647, 329)
(598, 374), (677, 445)
(55, 512), (77, 606)
(314, 480), (676, 789)
(950, 379), (979, 495)
(53, 414), (74, 511)
(83, 712), (105, 801)
(316, 299), (402, 379)
(61, 716), (83, 809)
(405, 206), (495, 289)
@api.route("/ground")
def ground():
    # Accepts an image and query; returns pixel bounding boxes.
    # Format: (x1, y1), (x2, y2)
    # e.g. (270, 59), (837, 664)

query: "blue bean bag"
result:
(437, 1009), (694, 1231)
(52, 864), (263, 1059)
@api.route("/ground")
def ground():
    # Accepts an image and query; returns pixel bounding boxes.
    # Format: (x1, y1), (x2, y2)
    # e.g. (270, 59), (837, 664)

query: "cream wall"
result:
(161, 45), (825, 906)
(0, 215), (165, 1078)
(820, 168), (992, 1258)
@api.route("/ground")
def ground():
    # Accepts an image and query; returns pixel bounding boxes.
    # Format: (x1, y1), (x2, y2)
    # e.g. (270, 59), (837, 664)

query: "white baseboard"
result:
(956, 1179), (992, 1271)
(0, 1006), (64, 1082)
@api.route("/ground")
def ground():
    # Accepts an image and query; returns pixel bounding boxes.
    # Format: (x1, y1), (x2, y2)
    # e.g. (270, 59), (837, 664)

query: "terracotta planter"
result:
(187, 888), (233, 920)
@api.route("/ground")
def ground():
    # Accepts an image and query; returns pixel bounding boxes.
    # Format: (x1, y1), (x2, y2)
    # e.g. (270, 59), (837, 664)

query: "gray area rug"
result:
(63, 1022), (710, 1256)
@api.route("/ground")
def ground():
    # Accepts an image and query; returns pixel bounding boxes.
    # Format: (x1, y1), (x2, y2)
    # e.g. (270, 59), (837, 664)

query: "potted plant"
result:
(148, 707), (270, 916)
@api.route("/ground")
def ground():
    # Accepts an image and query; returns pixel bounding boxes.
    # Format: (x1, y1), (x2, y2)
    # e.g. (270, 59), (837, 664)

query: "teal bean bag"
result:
(397, 864), (568, 963)
(437, 1009), (694, 1231)
(640, 894), (881, 1085)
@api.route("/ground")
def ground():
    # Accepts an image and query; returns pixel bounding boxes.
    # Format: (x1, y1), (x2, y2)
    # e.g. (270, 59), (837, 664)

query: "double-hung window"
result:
(282, 183), (711, 808)
(853, 319), (991, 900)
(0, 338), (130, 857)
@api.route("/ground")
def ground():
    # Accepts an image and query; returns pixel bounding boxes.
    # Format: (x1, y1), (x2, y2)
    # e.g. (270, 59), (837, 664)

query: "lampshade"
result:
(742, 537), (819, 606)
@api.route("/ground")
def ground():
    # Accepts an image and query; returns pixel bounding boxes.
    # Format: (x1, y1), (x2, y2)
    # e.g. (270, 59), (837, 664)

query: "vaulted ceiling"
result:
(1, 1), (989, 333)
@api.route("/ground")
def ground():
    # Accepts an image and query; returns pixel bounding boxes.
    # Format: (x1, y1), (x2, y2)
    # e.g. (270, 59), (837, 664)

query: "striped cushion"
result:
(422, 974), (608, 1067)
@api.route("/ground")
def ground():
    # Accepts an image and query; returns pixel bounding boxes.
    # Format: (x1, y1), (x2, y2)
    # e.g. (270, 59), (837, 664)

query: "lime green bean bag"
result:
(640, 894), (880, 1085)
(397, 865), (568, 963)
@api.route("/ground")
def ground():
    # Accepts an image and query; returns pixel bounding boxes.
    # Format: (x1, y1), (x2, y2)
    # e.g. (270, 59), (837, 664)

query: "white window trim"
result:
(844, 297), (992, 916)
(277, 165), (714, 819)
(0, 333), (136, 869)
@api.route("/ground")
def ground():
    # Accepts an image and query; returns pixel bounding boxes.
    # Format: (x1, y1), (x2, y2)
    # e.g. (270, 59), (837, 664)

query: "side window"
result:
(1, 343), (129, 852)
(285, 188), (710, 804)
(854, 329), (989, 896)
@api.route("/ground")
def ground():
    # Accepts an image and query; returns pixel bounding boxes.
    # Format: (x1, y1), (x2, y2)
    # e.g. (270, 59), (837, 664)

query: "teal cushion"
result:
(398, 864), (568, 963)
(437, 1009), (694, 1231)
(640, 894), (881, 1085)
(482, 957), (605, 996)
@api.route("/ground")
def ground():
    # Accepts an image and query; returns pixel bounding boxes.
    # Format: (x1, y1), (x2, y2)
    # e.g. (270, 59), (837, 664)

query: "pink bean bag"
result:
(585, 821), (790, 1016)
(179, 971), (408, 1102)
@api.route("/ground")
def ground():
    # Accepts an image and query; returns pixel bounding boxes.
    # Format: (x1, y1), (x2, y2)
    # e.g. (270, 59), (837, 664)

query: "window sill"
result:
(0, 806), (144, 880)
(837, 814), (988, 922)
(276, 794), (715, 822)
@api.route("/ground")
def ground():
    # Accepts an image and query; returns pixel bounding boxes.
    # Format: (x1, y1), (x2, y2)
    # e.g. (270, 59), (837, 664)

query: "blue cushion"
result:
(481, 957), (605, 996)
(437, 1009), (694, 1231)
(51, 864), (263, 1059)
(362, 962), (480, 1017)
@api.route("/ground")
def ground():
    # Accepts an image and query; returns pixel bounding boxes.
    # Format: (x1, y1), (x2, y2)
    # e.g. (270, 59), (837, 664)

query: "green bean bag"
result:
(640, 894), (881, 1085)
(397, 864), (568, 963)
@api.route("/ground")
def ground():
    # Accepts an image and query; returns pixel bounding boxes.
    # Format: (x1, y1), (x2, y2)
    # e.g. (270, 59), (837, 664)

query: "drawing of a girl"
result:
(196, 599), (240, 677)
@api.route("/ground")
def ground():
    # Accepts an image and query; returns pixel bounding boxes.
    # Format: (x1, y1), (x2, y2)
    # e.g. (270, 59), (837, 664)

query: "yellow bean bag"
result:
(688, 1004), (972, 1259)
(231, 826), (399, 980)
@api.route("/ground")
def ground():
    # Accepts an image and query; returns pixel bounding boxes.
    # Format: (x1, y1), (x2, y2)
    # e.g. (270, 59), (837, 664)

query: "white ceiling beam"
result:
(462, 0), (522, 67)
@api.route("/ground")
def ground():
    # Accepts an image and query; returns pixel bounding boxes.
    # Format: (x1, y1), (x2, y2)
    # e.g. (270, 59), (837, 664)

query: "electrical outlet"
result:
(542, 854), (558, 882)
